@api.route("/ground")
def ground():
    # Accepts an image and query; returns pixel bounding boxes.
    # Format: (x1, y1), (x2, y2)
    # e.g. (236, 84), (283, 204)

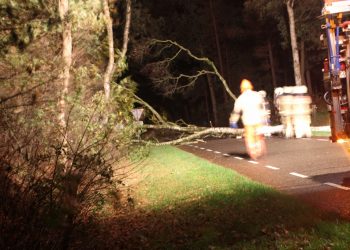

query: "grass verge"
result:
(312, 130), (331, 137)
(127, 146), (350, 249)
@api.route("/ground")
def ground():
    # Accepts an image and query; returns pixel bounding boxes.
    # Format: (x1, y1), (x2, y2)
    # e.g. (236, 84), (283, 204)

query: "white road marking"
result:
(324, 182), (350, 191)
(289, 172), (308, 178)
(190, 139), (350, 194)
(265, 165), (279, 170)
(194, 140), (338, 190)
(248, 160), (258, 164)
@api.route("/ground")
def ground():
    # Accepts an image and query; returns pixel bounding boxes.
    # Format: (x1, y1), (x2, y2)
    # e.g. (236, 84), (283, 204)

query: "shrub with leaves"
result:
(0, 81), (146, 248)
(0, 0), (146, 248)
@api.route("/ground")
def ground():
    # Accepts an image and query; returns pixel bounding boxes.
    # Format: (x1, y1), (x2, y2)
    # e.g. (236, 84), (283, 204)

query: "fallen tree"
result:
(132, 92), (244, 145)
(131, 39), (245, 145)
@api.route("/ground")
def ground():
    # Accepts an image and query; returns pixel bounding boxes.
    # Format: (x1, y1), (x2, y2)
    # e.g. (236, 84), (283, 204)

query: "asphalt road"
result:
(179, 136), (350, 219)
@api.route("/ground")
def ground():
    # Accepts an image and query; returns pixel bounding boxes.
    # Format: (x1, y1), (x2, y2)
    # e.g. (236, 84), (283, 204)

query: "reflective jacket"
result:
(230, 90), (265, 126)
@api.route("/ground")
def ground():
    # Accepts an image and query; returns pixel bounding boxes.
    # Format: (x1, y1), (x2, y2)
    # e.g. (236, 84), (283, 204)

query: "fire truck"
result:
(322, 0), (350, 142)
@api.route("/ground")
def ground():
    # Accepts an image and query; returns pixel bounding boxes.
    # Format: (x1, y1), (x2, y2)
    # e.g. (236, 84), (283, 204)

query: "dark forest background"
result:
(131, 0), (325, 126)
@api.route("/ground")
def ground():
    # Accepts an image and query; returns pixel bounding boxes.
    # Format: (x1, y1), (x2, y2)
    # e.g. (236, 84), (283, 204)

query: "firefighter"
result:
(278, 86), (295, 138)
(273, 87), (284, 125)
(292, 85), (312, 138)
(229, 79), (266, 159)
(259, 90), (271, 137)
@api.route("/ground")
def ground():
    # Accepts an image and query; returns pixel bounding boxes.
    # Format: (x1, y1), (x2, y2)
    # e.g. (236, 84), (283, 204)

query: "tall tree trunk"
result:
(300, 39), (307, 85)
(204, 84), (211, 125)
(209, 0), (227, 103)
(306, 67), (313, 98)
(305, 54), (313, 98)
(103, 0), (131, 101)
(58, 0), (72, 131)
(299, 36), (313, 99)
(224, 44), (232, 89)
(121, 0), (131, 59)
(102, 0), (115, 101)
(200, 46), (219, 126)
(267, 39), (277, 89)
(207, 74), (218, 126)
(183, 103), (190, 123)
(58, 2), (73, 247)
(286, 0), (302, 86)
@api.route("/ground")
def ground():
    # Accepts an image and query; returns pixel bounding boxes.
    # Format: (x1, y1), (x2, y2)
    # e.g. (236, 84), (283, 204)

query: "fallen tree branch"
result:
(151, 127), (244, 145)
(127, 88), (243, 146)
(150, 39), (237, 100)
(131, 92), (167, 125)
(137, 124), (244, 146)
(143, 124), (205, 132)
(138, 124), (284, 146)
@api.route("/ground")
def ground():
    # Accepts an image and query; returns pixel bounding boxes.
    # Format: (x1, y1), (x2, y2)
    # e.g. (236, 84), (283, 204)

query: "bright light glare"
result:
(337, 139), (346, 144)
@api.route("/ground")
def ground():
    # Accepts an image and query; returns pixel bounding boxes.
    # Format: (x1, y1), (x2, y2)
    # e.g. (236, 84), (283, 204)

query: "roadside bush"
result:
(0, 86), (146, 249)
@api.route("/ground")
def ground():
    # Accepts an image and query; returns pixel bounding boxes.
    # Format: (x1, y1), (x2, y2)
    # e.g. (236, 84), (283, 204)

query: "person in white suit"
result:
(229, 79), (266, 159)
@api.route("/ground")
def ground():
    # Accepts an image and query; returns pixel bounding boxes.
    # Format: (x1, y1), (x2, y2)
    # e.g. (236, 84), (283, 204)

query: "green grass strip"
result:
(131, 146), (350, 249)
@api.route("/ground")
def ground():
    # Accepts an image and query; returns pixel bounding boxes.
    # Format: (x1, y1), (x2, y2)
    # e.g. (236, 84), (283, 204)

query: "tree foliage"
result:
(244, 0), (324, 90)
(244, 0), (322, 51)
(0, 0), (327, 247)
(0, 0), (145, 248)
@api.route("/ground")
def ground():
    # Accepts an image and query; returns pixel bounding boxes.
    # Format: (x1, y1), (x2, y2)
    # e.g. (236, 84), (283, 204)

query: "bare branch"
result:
(0, 82), (47, 105)
(131, 92), (167, 124)
(149, 39), (237, 100)
(165, 70), (216, 95)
